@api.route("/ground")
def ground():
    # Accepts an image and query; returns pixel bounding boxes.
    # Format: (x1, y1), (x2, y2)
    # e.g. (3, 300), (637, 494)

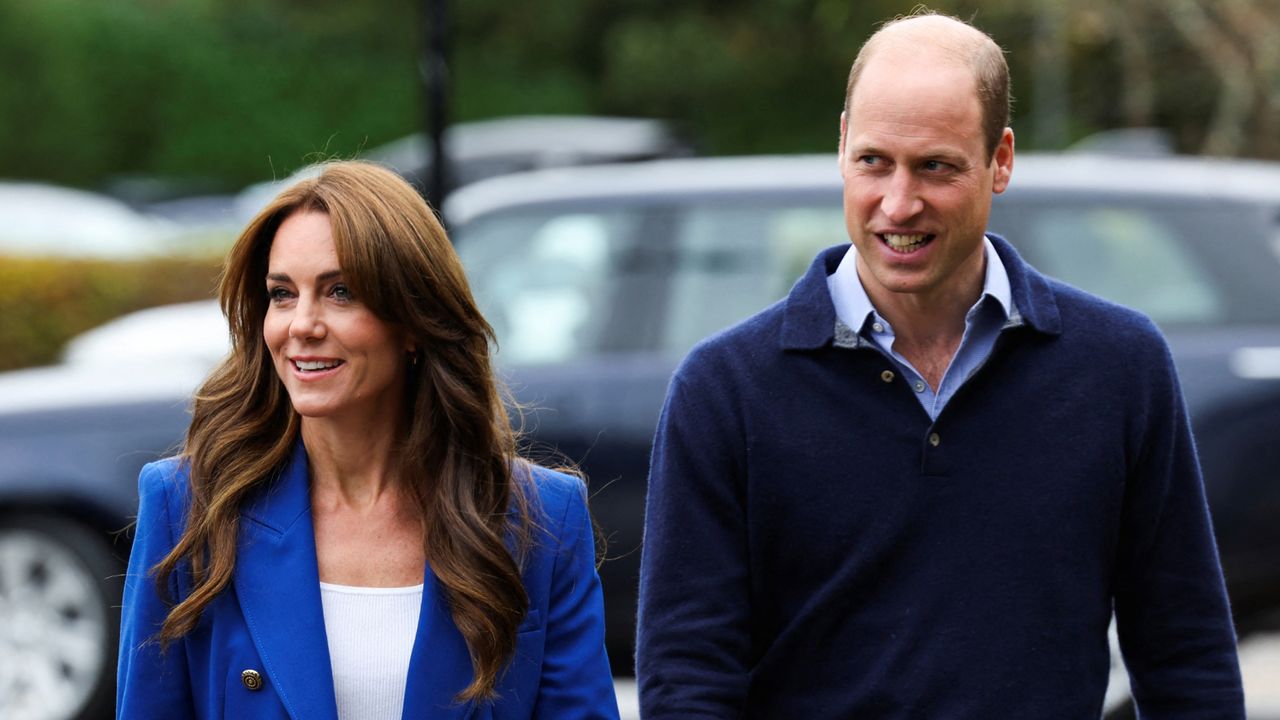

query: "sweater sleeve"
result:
(637, 361), (753, 719)
(116, 460), (196, 719)
(1113, 335), (1245, 718)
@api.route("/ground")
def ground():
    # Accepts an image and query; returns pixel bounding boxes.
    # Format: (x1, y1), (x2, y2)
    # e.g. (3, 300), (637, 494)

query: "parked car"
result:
(0, 182), (184, 259)
(0, 303), (224, 719)
(232, 115), (693, 226)
(3, 152), (1280, 718)
(366, 114), (693, 190)
(445, 153), (1280, 671)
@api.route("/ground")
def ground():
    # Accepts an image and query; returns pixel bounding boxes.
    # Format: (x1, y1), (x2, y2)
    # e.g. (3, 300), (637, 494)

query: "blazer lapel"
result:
(234, 442), (340, 720)
(401, 568), (476, 720)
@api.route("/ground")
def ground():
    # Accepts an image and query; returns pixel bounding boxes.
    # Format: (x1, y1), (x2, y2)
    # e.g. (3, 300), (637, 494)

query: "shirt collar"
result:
(780, 236), (1059, 352)
(827, 235), (1014, 335)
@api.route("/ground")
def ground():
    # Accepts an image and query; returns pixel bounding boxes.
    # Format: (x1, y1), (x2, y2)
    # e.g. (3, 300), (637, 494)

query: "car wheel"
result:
(0, 514), (121, 720)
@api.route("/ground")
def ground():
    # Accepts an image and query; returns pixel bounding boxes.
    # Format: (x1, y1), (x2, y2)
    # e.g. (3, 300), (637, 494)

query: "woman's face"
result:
(263, 211), (411, 423)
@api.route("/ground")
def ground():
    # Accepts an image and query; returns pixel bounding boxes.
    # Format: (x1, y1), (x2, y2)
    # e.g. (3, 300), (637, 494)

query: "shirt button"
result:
(928, 433), (941, 447)
(913, 381), (926, 393)
(242, 669), (264, 691)
(880, 370), (895, 383)
(872, 322), (885, 333)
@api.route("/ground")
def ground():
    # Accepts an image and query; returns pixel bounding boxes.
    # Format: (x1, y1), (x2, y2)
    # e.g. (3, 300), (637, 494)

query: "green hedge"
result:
(0, 255), (224, 371)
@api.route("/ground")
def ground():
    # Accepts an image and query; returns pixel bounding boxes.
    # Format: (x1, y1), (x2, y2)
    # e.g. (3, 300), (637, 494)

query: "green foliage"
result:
(0, 255), (222, 371)
(0, 0), (421, 188)
(0, 0), (1277, 190)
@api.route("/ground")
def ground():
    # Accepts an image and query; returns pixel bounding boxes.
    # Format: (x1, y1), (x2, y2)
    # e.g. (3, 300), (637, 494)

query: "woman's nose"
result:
(288, 297), (326, 340)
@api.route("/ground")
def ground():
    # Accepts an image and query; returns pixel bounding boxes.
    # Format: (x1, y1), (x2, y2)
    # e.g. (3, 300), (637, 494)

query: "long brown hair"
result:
(152, 161), (533, 702)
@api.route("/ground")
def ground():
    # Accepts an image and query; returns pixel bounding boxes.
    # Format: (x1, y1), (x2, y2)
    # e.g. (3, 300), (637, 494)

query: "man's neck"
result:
(856, 248), (986, 390)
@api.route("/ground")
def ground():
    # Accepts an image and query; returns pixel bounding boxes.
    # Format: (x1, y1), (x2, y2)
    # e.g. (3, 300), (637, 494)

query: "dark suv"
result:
(445, 154), (1280, 675)
(2, 152), (1279, 718)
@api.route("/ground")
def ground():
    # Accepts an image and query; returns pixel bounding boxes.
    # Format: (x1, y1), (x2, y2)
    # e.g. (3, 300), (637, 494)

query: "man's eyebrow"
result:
(851, 145), (973, 168)
(265, 270), (344, 283)
(925, 147), (970, 162)
(847, 143), (885, 157)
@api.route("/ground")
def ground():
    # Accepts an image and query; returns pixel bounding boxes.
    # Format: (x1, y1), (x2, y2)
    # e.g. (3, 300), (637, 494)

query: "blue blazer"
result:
(117, 442), (619, 719)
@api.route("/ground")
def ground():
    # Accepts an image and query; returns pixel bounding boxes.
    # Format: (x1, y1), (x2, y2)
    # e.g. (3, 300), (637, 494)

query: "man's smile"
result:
(879, 232), (935, 253)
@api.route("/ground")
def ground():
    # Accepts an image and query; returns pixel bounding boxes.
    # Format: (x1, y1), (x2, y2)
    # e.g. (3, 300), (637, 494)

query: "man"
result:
(636, 12), (1244, 718)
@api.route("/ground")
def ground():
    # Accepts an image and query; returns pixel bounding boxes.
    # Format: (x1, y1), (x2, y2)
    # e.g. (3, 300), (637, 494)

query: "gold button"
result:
(241, 669), (264, 691)
(928, 433), (941, 447)
(880, 370), (895, 383)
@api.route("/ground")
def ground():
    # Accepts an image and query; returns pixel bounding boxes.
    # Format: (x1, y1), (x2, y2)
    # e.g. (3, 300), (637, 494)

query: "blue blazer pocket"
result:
(516, 608), (543, 635)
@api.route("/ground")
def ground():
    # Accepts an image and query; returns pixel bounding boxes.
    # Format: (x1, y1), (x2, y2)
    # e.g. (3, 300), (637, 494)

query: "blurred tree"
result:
(1, 0), (1278, 191)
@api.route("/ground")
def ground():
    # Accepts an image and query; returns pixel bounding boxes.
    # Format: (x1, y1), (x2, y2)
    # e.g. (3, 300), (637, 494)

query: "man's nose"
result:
(880, 169), (924, 223)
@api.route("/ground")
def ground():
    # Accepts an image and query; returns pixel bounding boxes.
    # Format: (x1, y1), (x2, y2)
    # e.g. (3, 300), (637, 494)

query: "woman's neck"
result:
(301, 416), (403, 511)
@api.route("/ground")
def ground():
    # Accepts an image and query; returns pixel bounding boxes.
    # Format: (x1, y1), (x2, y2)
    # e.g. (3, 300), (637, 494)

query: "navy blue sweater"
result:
(637, 238), (1244, 718)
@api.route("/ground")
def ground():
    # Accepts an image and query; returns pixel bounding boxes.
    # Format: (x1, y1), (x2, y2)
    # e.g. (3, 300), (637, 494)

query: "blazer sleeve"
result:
(531, 475), (620, 720)
(117, 461), (195, 719)
(1113, 336), (1245, 717)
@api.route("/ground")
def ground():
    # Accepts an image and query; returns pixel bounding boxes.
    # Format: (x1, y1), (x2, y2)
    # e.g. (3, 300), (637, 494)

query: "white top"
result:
(319, 582), (424, 720)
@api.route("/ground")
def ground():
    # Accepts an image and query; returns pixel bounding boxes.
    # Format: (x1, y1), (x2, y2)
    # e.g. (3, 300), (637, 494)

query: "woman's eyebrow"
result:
(266, 269), (343, 283)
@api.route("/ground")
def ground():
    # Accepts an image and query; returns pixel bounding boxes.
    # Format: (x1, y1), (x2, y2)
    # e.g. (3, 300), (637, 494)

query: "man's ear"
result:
(991, 127), (1015, 194)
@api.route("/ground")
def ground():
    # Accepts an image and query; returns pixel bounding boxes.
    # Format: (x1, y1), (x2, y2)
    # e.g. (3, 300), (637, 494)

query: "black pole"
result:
(423, 0), (450, 223)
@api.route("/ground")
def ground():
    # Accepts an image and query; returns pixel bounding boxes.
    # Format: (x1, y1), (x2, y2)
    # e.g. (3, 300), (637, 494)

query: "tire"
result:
(0, 514), (122, 720)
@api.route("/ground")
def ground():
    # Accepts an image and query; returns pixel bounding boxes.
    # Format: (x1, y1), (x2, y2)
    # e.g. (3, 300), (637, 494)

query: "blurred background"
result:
(3, 0), (1280, 369)
(2, 0), (1279, 718)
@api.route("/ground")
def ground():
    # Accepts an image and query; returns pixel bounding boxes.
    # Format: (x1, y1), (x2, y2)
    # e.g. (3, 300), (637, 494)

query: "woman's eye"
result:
(331, 284), (353, 301)
(268, 287), (292, 302)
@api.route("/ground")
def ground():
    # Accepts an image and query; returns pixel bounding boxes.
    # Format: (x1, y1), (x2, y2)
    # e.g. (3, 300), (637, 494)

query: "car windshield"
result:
(454, 191), (1280, 365)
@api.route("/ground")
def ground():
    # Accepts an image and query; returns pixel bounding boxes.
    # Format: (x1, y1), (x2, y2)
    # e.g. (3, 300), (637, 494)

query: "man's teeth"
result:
(883, 233), (928, 251)
(295, 359), (341, 371)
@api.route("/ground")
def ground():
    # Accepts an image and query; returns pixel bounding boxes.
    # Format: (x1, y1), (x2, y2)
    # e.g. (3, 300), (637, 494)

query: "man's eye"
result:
(859, 155), (882, 166)
(923, 160), (951, 172)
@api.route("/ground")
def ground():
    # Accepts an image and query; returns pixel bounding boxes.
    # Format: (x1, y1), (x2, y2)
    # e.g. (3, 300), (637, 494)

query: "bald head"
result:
(843, 13), (1010, 159)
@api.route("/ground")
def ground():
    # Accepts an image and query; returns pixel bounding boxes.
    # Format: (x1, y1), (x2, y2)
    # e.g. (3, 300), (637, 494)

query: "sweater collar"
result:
(780, 234), (1061, 351)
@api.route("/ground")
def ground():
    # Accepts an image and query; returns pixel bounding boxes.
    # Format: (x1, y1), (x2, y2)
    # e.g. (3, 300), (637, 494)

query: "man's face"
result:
(839, 50), (1013, 307)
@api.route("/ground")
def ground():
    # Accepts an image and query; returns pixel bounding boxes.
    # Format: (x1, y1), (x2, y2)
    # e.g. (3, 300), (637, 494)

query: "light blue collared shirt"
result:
(826, 237), (1018, 420)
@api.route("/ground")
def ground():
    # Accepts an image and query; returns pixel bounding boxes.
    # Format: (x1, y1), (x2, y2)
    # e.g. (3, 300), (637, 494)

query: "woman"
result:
(117, 161), (619, 719)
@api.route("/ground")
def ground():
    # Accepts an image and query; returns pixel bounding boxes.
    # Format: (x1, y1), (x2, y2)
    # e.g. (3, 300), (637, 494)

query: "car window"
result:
(664, 205), (845, 354)
(991, 197), (1280, 327)
(457, 191), (1280, 368)
(1007, 206), (1222, 325)
(455, 210), (649, 364)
